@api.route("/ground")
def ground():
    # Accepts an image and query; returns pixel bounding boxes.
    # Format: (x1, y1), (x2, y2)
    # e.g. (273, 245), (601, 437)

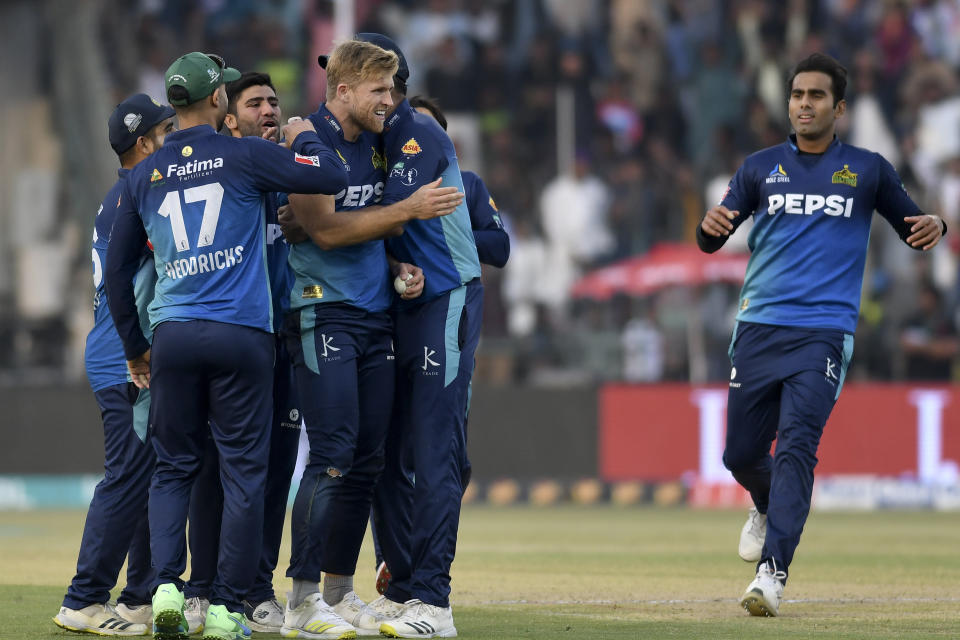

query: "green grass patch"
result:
(2, 506), (959, 638)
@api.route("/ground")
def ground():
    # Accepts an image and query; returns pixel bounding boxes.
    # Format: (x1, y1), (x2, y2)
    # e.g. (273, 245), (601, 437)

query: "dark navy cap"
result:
(318, 32), (409, 83)
(107, 93), (175, 155)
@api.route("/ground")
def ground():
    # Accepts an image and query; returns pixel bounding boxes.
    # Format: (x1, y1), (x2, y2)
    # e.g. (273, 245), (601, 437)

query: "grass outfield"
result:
(1, 506), (959, 639)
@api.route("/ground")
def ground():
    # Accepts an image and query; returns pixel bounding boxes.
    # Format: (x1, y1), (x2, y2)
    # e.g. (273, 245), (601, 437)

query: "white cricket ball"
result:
(394, 274), (411, 294)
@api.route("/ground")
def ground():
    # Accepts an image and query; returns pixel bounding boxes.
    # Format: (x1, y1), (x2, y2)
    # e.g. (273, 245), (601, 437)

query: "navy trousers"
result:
(184, 336), (301, 604)
(724, 321), (853, 579)
(148, 320), (273, 613)
(285, 303), (394, 582)
(375, 279), (482, 608)
(63, 383), (154, 609)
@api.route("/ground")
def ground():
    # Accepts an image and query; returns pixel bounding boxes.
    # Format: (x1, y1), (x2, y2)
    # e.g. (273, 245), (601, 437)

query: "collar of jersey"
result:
(383, 98), (413, 142)
(117, 167), (130, 178)
(315, 104), (347, 140)
(165, 124), (218, 143)
(787, 133), (840, 155)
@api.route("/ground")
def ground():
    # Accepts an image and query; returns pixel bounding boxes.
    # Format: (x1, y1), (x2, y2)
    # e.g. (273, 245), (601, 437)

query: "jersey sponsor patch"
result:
(831, 164), (858, 187)
(303, 285), (323, 299)
(181, 146), (193, 157)
(401, 138), (421, 155)
(295, 153), (321, 167)
(400, 168), (419, 187)
(150, 168), (164, 182)
(336, 182), (384, 207)
(489, 195), (498, 211)
(766, 193), (853, 217)
(765, 163), (789, 184)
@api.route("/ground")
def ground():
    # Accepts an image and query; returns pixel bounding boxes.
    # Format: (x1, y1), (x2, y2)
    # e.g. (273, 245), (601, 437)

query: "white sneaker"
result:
(243, 597), (284, 633)
(329, 591), (387, 636)
(115, 603), (153, 625)
(280, 592), (357, 639)
(740, 561), (785, 617)
(738, 507), (767, 562)
(53, 603), (149, 636)
(365, 595), (406, 621)
(184, 596), (209, 635)
(379, 599), (457, 638)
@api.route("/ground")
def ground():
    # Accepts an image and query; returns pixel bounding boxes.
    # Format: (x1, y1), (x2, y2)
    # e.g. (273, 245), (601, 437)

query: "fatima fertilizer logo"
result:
(320, 334), (340, 359)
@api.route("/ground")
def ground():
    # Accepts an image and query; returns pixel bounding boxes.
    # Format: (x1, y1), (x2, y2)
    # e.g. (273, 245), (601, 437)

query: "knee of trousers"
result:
(722, 445), (769, 473)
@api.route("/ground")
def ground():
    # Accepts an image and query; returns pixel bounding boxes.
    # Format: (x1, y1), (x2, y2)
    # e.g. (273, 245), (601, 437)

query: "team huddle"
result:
(55, 37), (947, 640)
(56, 33), (507, 640)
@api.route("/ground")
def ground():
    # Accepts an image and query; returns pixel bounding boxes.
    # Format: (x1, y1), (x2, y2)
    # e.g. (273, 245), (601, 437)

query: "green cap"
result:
(164, 52), (241, 106)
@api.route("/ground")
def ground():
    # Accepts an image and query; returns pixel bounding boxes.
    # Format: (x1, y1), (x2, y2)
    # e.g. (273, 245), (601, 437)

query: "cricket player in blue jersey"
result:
(697, 53), (947, 617)
(277, 38), (464, 639)
(181, 71), (303, 636)
(370, 94), (510, 595)
(319, 33), (481, 639)
(54, 94), (174, 638)
(104, 52), (347, 640)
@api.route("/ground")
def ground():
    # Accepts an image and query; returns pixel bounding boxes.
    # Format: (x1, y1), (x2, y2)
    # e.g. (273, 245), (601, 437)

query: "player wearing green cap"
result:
(104, 52), (348, 640)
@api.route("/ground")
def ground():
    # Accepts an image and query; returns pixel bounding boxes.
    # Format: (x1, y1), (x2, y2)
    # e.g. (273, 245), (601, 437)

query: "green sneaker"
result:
(201, 605), (251, 640)
(152, 583), (187, 640)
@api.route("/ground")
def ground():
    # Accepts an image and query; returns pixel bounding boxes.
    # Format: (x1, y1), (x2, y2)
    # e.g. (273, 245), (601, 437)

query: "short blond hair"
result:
(325, 40), (399, 101)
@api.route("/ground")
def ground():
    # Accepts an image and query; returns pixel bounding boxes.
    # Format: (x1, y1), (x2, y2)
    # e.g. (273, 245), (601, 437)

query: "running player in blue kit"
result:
(697, 53), (947, 617)
(182, 71), (303, 636)
(54, 94), (174, 637)
(104, 52), (347, 640)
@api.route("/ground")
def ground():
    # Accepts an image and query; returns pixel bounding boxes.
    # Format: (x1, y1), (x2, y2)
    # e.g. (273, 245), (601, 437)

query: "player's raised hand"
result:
(127, 349), (151, 389)
(904, 214), (944, 250)
(701, 205), (740, 237)
(281, 116), (316, 148)
(405, 178), (464, 221)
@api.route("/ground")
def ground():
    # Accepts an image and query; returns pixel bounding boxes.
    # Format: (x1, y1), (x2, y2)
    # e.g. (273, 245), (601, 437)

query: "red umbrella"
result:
(571, 242), (749, 300)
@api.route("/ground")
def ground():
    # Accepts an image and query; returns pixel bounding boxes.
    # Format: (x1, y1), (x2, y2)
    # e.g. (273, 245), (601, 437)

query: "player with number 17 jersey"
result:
(108, 125), (348, 352)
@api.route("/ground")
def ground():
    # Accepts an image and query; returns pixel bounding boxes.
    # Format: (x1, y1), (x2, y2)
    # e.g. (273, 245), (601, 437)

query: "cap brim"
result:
(143, 104), (176, 130)
(318, 55), (329, 69)
(223, 67), (242, 82)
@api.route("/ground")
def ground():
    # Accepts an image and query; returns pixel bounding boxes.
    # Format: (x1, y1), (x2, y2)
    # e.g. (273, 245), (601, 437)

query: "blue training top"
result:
(85, 168), (157, 391)
(381, 99), (480, 301)
(105, 124), (347, 359)
(286, 104), (391, 313)
(698, 135), (925, 334)
(462, 170), (509, 268)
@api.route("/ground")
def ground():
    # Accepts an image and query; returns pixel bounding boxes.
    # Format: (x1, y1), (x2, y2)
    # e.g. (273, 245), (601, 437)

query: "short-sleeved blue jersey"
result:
(381, 99), (480, 301)
(462, 170), (509, 268)
(286, 105), (391, 313)
(106, 124), (347, 359)
(708, 136), (921, 333)
(85, 169), (157, 391)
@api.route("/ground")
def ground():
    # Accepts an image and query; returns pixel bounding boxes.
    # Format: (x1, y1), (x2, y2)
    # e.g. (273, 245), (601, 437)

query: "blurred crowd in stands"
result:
(2, 0), (958, 385)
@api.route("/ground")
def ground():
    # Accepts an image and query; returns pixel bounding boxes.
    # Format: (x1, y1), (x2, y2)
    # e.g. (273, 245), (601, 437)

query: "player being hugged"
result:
(697, 52), (946, 617)
(104, 52), (347, 640)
